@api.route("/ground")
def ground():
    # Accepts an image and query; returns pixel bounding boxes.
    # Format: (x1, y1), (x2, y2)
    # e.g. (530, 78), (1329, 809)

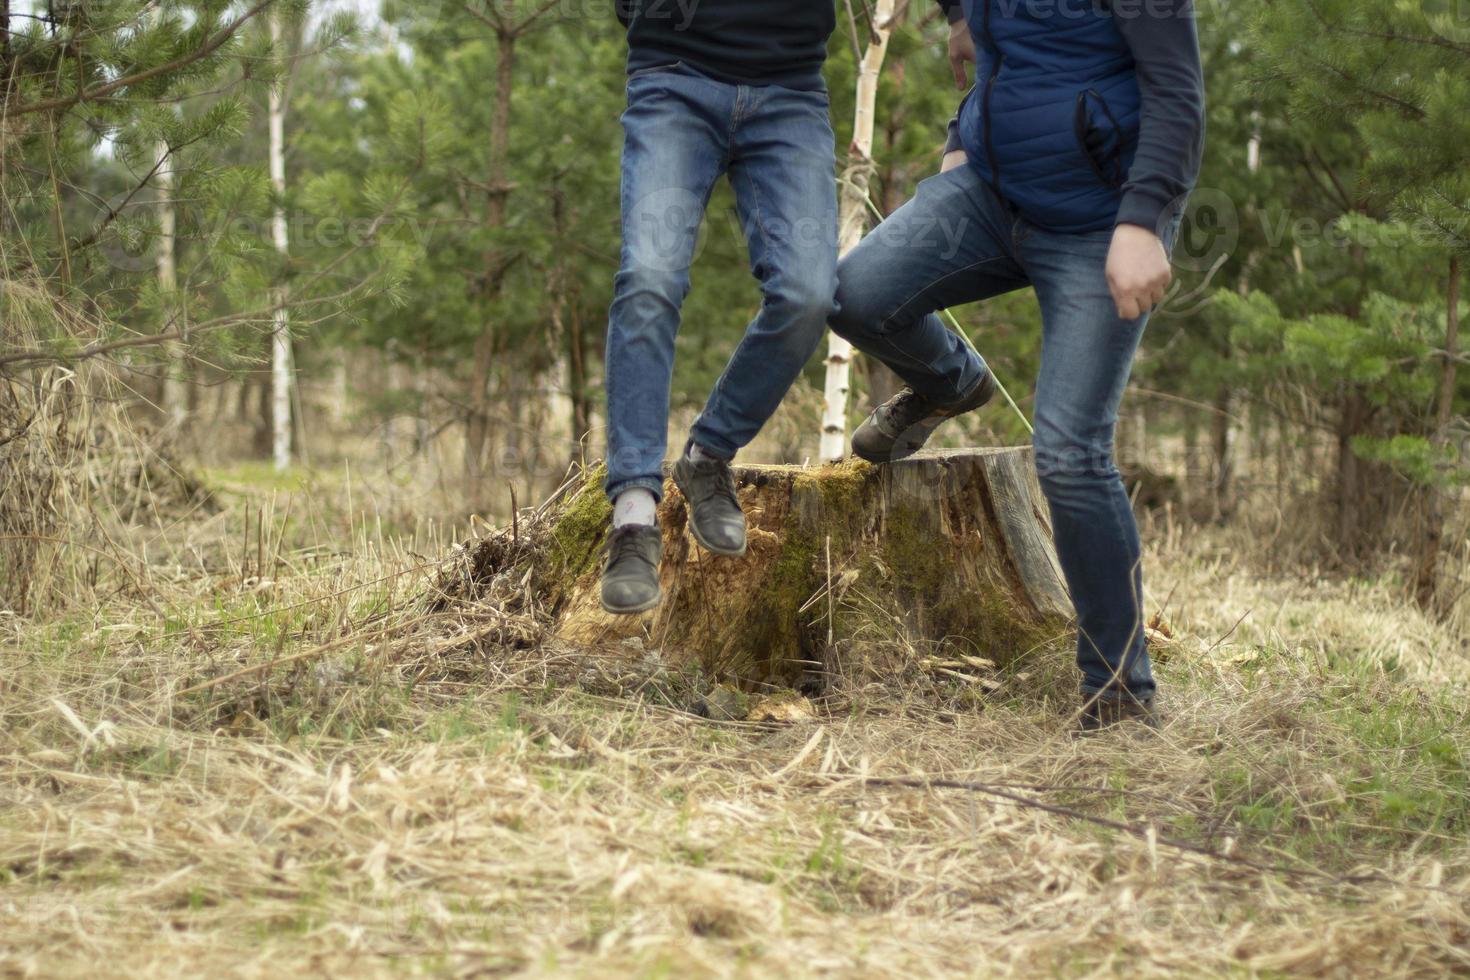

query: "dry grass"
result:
(2, 468), (1469, 978)
(1145, 514), (1470, 688)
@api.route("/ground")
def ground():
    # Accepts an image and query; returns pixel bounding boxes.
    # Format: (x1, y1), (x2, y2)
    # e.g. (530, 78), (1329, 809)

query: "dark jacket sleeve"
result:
(935, 0), (965, 23)
(1112, 0), (1206, 233)
(616, 0), (633, 27)
(938, 1), (966, 151)
(943, 115), (963, 155)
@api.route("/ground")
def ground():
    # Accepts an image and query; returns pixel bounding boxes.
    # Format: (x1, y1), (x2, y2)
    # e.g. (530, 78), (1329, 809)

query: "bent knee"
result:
(830, 263), (888, 337)
(1032, 432), (1117, 494)
(779, 277), (838, 325)
(616, 264), (687, 303)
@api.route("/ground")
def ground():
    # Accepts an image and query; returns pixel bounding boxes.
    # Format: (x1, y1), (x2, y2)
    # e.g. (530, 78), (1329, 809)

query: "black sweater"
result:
(616, 0), (836, 91)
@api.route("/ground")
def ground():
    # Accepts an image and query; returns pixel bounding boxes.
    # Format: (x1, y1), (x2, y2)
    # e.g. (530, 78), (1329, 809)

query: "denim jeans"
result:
(830, 165), (1174, 702)
(605, 62), (838, 502)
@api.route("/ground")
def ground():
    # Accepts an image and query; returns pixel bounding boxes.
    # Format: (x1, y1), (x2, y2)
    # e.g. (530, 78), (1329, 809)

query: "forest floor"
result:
(3, 463), (1469, 978)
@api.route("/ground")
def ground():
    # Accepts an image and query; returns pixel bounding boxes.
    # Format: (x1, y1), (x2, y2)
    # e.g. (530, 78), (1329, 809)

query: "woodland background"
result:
(3, 0), (1467, 618)
(2, 1), (1469, 974)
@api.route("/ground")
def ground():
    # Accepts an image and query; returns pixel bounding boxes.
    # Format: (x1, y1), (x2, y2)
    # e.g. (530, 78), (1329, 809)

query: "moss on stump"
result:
(544, 449), (1072, 687)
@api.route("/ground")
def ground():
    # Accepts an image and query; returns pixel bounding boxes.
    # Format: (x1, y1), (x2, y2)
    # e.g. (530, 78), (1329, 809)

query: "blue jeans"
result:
(831, 165), (1172, 702)
(605, 63), (838, 501)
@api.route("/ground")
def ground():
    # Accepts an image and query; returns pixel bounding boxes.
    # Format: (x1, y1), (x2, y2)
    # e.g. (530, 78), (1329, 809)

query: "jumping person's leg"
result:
(673, 82), (839, 557)
(1019, 225), (1156, 715)
(603, 67), (731, 613)
(688, 84), (839, 458)
(828, 167), (1029, 460)
(605, 67), (731, 509)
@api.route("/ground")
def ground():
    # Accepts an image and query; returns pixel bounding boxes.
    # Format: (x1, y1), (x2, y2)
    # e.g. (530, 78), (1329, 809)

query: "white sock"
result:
(686, 441), (720, 463)
(613, 488), (658, 528)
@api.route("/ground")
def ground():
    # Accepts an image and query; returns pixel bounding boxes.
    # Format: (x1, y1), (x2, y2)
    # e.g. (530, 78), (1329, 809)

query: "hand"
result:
(941, 149), (968, 173)
(948, 21), (975, 90)
(1106, 224), (1172, 320)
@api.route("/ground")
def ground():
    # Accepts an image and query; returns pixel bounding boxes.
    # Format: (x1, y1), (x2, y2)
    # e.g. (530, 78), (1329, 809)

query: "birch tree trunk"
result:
(153, 3), (186, 427)
(268, 9), (292, 473)
(1414, 255), (1461, 613)
(1212, 118), (1264, 521)
(820, 0), (898, 462)
(156, 135), (188, 426)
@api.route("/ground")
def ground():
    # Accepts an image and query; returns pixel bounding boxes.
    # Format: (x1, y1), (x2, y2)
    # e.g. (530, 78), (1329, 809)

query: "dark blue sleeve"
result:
(1112, 0), (1206, 232)
(938, 0), (966, 152)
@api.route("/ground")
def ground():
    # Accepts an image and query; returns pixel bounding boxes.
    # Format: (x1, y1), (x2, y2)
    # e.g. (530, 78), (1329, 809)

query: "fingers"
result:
(1109, 280), (1170, 320)
(1106, 224), (1172, 320)
(951, 56), (968, 90)
(948, 30), (975, 90)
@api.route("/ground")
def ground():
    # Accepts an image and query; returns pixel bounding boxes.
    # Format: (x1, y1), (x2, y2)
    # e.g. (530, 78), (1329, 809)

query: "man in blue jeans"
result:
(600, 1), (838, 614)
(832, 0), (1205, 729)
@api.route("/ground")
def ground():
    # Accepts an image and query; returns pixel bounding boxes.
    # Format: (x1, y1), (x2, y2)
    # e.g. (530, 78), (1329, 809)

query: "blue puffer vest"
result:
(955, 0), (1141, 234)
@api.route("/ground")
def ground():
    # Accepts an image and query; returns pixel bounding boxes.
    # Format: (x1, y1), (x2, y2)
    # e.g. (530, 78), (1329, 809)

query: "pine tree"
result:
(1248, 0), (1467, 604)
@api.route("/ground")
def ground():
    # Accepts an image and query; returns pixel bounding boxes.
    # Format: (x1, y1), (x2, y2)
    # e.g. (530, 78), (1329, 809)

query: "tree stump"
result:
(538, 448), (1073, 686)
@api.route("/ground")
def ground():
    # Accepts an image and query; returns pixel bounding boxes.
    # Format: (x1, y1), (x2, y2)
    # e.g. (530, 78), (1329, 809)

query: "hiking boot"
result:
(1076, 692), (1160, 734)
(672, 445), (747, 557)
(600, 524), (663, 615)
(851, 371), (997, 463)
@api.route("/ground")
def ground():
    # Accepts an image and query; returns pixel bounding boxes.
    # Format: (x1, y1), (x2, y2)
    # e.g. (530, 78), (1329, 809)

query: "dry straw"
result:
(3, 464), (1468, 975)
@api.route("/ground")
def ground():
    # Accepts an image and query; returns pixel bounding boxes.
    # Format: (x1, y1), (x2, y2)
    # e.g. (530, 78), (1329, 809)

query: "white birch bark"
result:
(820, 0), (898, 462)
(155, 3), (186, 426)
(269, 9), (293, 473)
(157, 135), (187, 425)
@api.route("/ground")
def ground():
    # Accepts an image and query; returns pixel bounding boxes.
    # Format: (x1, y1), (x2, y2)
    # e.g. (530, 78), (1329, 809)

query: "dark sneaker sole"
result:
(600, 589), (663, 616)
(853, 372), (998, 464)
(853, 426), (938, 464)
(672, 473), (748, 558)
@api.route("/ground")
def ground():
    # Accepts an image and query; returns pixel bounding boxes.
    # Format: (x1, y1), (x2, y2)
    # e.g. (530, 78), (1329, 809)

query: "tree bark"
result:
(464, 25), (519, 509)
(865, 53), (909, 413)
(1210, 385), (1235, 522)
(821, 0), (898, 461)
(153, 4), (188, 429)
(268, 9), (292, 472)
(1180, 411), (1198, 520)
(1414, 254), (1461, 612)
(519, 448), (1073, 686)
(567, 301), (592, 470)
(1335, 389), (1367, 558)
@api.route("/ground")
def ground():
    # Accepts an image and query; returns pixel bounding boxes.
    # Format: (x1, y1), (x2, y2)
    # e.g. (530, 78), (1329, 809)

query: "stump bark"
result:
(539, 448), (1073, 686)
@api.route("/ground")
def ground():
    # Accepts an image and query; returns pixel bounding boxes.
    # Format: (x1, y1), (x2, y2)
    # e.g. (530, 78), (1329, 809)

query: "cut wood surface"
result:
(540, 448), (1073, 685)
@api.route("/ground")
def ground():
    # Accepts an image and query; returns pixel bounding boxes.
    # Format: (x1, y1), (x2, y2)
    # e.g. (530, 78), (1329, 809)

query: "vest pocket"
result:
(1073, 89), (1126, 189)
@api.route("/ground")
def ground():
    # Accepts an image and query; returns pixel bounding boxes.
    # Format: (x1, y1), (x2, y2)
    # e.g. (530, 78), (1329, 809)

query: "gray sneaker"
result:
(851, 371), (997, 463)
(671, 445), (747, 557)
(600, 524), (663, 615)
